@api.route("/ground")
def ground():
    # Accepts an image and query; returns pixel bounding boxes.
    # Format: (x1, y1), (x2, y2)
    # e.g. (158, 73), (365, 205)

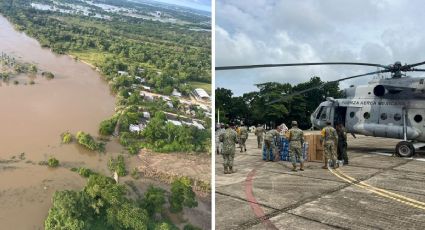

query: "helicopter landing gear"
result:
(396, 141), (415, 157)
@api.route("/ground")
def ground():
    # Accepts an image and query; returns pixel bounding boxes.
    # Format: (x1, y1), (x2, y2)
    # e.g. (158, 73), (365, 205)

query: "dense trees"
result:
(141, 112), (210, 153)
(169, 177), (198, 213)
(45, 173), (199, 230)
(216, 77), (343, 129)
(76, 131), (105, 152)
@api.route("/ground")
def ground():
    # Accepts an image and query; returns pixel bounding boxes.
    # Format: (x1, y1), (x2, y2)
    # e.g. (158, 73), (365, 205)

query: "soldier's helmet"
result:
(291, 121), (298, 126)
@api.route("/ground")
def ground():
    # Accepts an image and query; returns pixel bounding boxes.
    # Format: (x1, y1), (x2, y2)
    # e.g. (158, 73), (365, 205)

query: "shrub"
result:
(78, 167), (94, 178)
(42, 71), (55, 79)
(169, 177), (197, 213)
(48, 157), (59, 168)
(76, 131), (105, 152)
(108, 155), (127, 177)
(61, 131), (73, 144)
(99, 118), (116, 136)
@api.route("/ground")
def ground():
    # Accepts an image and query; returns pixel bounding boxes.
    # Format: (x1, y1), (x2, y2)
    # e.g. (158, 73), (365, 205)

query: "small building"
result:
(172, 89), (182, 97)
(118, 71), (128, 76)
(192, 121), (205, 130)
(166, 101), (174, 108)
(198, 104), (209, 112)
(129, 124), (141, 132)
(135, 76), (145, 83)
(167, 119), (182, 126)
(161, 95), (171, 101)
(193, 88), (210, 100)
(141, 85), (151, 91)
(143, 111), (151, 119)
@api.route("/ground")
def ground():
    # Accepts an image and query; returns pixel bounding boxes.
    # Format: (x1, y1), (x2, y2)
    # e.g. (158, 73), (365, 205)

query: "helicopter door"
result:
(334, 106), (347, 126)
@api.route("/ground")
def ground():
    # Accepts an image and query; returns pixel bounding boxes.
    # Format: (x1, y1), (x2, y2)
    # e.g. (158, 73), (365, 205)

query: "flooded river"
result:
(0, 14), (119, 229)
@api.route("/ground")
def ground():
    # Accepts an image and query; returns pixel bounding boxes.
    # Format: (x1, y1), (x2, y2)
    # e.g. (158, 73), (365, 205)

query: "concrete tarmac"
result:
(216, 134), (425, 229)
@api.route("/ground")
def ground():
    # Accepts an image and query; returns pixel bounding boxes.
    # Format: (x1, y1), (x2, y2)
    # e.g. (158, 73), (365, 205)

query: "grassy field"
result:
(189, 81), (211, 94)
(69, 49), (110, 67)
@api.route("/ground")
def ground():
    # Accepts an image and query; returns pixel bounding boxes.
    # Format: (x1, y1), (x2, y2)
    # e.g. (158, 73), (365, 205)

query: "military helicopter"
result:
(216, 61), (425, 157)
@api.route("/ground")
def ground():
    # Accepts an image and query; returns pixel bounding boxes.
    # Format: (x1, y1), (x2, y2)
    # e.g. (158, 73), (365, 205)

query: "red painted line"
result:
(245, 168), (279, 230)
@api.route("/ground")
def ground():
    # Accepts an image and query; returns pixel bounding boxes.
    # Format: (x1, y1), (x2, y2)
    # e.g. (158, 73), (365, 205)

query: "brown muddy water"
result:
(0, 15), (210, 230)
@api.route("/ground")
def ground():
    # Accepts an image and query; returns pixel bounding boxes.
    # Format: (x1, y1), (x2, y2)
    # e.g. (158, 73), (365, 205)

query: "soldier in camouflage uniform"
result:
(254, 124), (265, 148)
(219, 123), (238, 174)
(239, 124), (249, 152)
(264, 126), (282, 161)
(336, 123), (348, 165)
(288, 121), (304, 171)
(215, 123), (225, 155)
(321, 121), (338, 169)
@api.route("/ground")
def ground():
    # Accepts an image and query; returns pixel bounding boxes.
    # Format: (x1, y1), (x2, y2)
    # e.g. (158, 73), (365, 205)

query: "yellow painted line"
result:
(336, 169), (425, 207)
(329, 168), (425, 211)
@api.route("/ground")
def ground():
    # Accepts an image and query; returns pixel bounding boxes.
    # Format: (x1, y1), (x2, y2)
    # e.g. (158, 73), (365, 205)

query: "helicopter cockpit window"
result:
(349, 112), (355, 118)
(394, 113), (402, 121)
(420, 79), (424, 84)
(363, 112), (370, 119)
(414, 114), (423, 123)
(380, 113), (387, 120)
(315, 106), (324, 119)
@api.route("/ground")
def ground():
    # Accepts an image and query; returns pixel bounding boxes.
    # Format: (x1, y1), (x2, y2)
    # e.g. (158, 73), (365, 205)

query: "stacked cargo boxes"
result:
(304, 133), (324, 162)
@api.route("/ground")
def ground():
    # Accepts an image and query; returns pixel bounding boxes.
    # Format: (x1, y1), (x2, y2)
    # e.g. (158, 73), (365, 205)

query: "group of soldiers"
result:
(216, 120), (348, 174)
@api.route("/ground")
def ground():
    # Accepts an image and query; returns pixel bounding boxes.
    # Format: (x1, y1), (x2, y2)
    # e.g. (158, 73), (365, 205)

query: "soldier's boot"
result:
(333, 160), (339, 169)
(229, 166), (237, 174)
(291, 163), (297, 172)
(300, 162), (304, 171)
(322, 157), (328, 169)
(224, 166), (229, 174)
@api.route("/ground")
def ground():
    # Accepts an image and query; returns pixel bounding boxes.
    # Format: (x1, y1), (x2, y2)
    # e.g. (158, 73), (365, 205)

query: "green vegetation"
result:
(98, 117), (117, 136)
(131, 167), (140, 179)
(47, 157), (59, 168)
(61, 131), (73, 144)
(169, 177), (198, 213)
(77, 167), (95, 178)
(184, 224), (202, 230)
(44, 173), (196, 230)
(76, 131), (105, 152)
(140, 186), (166, 217)
(42, 71), (55, 79)
(108, 155), (127, 177)
(142, 112), (210, 153)
(216, 76), (343, 129)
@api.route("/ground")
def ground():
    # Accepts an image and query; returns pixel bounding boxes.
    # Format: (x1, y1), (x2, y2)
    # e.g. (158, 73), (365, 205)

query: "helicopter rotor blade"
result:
(409, 68), (425, 72)
(216, 62), (388, 71)
(265, 69), (390, 105)
(406, 61), (425, 69)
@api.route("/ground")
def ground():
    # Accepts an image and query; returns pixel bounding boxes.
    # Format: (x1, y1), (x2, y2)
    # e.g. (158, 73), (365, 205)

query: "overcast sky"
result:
(215, 0), (425, 96)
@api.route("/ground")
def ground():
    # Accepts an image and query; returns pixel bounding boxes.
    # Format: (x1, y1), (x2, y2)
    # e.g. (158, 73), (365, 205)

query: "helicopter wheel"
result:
(395, 141), (415, 157)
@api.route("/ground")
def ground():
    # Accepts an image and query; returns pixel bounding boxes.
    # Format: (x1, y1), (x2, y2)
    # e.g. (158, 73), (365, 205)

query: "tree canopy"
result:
(215, 76), (343, 129)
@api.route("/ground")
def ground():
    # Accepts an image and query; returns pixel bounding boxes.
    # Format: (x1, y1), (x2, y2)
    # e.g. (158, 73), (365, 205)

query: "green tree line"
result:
(215, 76), (343, 129)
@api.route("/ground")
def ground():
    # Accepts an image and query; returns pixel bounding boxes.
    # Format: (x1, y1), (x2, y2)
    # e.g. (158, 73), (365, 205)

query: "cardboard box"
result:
(304, 133), (325, 162)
